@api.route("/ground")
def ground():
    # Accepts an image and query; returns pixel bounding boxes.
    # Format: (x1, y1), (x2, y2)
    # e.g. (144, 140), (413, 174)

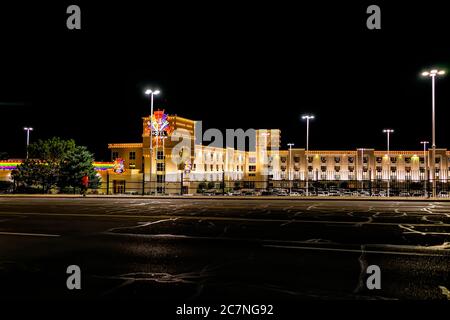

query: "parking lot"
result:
(214, 188), (450, 198)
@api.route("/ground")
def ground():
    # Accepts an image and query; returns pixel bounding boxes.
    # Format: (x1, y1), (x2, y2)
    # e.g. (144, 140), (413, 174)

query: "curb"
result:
(0, 194), (448, 202)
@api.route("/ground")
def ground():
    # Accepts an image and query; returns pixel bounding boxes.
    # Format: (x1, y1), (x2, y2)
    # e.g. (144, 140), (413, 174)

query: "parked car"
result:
(317, 191), (329, 196)
(372, 191), (387, 197)
(328, 190), (341, 196)
(359, 191), (371, 197)
(289, 191), (301, 196)
(243, 190), (261, 196)
(399, 191), (410, 197)
(438, 191), (449, 198)
(275, 190), (289, 196)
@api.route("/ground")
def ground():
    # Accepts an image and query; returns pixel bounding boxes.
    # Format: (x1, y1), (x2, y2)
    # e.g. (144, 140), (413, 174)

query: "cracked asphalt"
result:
(0, 197), (449, 300)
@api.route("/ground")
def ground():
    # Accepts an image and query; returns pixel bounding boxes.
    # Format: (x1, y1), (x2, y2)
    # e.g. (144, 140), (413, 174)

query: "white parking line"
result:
(264, 245), (448, 257)
(0, 211), (449, 227)
(0, 231), (60, 237)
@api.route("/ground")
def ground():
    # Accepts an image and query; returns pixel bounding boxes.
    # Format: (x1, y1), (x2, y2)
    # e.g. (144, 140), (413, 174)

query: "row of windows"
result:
(299, 167), (444, 173)
(112, 151), (164, 161)
(113, 151), (449, 166)
(283, 156), (445, 164)
(195, 152), (245, 163)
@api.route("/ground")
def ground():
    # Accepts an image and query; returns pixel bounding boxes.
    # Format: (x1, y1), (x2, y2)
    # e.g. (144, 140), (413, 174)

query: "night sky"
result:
(1, 1), (449, 161)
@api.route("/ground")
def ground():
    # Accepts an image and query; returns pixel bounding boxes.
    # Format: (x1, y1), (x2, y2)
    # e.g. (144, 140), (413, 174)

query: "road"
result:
(0, 196), (449, 300)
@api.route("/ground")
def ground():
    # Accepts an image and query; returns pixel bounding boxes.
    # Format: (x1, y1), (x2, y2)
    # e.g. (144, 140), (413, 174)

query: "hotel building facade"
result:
(1, 111), (449, 194)
(103, 111), (450, 194)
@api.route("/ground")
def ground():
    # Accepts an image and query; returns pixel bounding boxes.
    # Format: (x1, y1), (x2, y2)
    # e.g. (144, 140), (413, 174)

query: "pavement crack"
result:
(439, 286), (450, 300)
(353, 244), (368, 294)
(106, 217), (179, 233)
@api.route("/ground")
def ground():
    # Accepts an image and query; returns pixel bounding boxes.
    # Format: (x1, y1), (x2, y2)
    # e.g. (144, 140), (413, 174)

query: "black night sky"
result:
(1, 1), (449, 161)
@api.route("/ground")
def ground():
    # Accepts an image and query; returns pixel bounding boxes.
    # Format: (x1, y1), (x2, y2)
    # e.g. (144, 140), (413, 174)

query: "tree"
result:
(59, 145), (100, 190)
(197, 181), (207, 193)
(13, 159), (58, 193)
(13, 137), (100, 193)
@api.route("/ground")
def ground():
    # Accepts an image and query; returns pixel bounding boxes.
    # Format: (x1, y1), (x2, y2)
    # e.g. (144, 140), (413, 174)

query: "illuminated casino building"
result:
(104, 111), (450, 194)
(1, 110), (450, 194)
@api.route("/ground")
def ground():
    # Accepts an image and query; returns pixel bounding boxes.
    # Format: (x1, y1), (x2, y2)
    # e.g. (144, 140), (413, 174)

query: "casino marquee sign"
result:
(147, 110), (173, 145)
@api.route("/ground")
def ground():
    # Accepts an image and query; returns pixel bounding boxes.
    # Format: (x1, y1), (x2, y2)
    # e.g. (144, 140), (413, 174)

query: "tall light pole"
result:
(420, 141), (429, 197)
(23, 127), (33, 159)
(358, 148), (365, 191)
(383, 129), (394, 197)
(302, 115), (314, 196)
(422, 69), (445, 198)
(144, 89), (161, 195)
(261, 132), (271, 190)
(287, 143), (294, 193)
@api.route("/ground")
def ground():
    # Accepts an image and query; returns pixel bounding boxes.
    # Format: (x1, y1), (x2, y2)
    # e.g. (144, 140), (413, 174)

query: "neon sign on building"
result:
(113, 158), (125, 174)
(147, 110), (172, 146)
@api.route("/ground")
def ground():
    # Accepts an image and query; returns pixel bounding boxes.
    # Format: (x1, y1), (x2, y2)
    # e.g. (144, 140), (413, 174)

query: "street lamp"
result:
(287, 143), (294, 193)
(261, 132), (271, 191)
(383, 129), (394, 197)
(358, 148), (366, 191)
(420, 141), (429, 197)
(422, 68), (446, 198)
(23, 127), (33, 159)
(302, 115), (314, 196)
(144, 89), (161, 195)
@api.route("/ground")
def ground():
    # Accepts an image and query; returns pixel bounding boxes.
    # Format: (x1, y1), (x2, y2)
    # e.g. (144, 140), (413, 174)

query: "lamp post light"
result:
(23, 127), (33, 159)
(358, 148), (366, 191)
(302, 115), (314, 196)
(420, 141), (429, 197)
(261, 132), (271, 191)
(422, 69), (445, 198)
(383, 129), (394, 197)
(287, 143), (294, 193)
(144, 89), (161, 195)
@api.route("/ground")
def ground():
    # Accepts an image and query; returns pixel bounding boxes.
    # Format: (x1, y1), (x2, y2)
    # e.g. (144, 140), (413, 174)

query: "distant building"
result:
(2, 111), (449, 194)
(105, 111), (450, 194)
